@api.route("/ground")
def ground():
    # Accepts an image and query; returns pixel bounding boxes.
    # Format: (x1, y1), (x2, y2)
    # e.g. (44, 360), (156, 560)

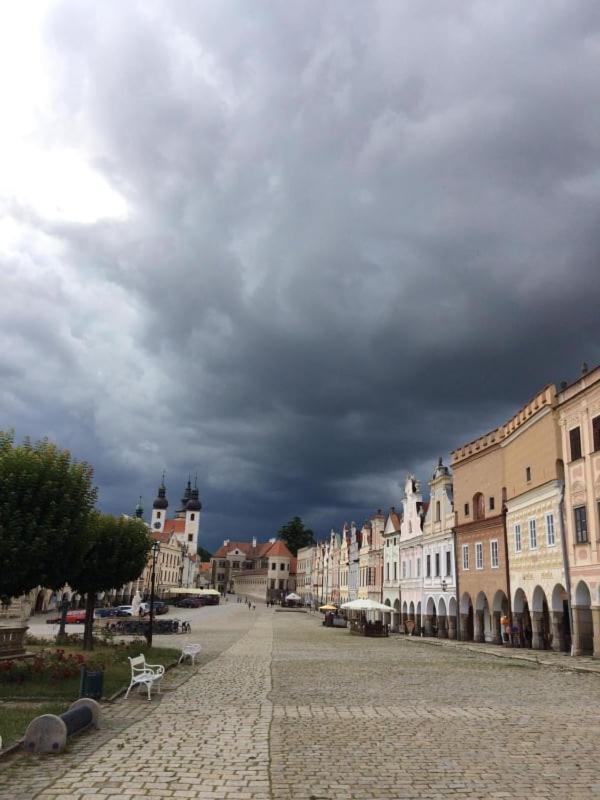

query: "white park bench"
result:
(178, 643), (202, 666)
(125, 655), (165, 700)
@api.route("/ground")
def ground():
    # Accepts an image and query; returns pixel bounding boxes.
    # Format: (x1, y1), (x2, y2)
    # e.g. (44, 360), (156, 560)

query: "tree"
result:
(197, 546), (212, 562)
(0, 431), (97, 604)
(70, 514), (151, 650)
(277, 516), (315, 556)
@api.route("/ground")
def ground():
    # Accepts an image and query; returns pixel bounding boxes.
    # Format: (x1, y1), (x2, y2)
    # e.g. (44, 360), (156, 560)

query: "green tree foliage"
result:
(70, 514), (151, 650)
(197, 546), (212, 562)
(0, 431), (97, 603)
(277, 516), (315, 556)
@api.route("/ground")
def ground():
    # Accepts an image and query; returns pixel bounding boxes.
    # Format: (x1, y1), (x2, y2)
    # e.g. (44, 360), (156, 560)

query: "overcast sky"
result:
(1, 1), (599, 553)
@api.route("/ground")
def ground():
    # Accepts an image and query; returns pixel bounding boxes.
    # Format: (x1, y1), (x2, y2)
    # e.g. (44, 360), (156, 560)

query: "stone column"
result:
(447, 614), (457, 640)
(571, 605), (583, 656)
(592, 606), (600, 659)
(492, 611), (503, 645)
(532, 611), (545, 650)
(423, 614), (433, 637)
(474, 609), (485, 643)
(437, 615), (448, 638)
(551, 611), (566, 652)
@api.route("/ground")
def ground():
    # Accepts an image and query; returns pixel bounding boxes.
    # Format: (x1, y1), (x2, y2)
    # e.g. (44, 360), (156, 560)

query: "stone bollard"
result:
(23, 698), (101, 755)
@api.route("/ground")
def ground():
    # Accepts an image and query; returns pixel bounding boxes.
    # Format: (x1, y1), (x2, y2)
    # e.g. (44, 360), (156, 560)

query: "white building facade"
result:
(399, 476), (426, 633)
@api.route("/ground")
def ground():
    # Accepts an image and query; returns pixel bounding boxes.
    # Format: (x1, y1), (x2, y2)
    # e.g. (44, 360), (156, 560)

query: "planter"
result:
(0, 626), (29, 659)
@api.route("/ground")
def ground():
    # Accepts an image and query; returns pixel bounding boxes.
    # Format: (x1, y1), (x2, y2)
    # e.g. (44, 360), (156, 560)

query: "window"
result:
(280, 563), (285, 570)
(475, 542), (483, 570)
(546, 513), (555, 546)
(489, 496), (495, 511)
(271, 563), (276, 570)
(188, 534), (193, 542)
(473, 493), (485, 521)
(490, 539), (499, 568)
(402, 561), (407, 579)
(574, 506), (588, 543)
(435, 553), (440, 577)
(529, 518), (537, 549)
(426, 554), (431, 577)
(190, 513), (195, 521)
(409, 521), (412, 534)
(514, 524), (522, 552)
(464, 503), (470, 516)
(446, 550), (452, 577)
(435, 501), (441, 522)
(417, 558), (421, 577)
(270, 579), (275, 589)
(569, 426), (582, 460)
(393, 562), (397, 581)
(526, 467), (531, 482)
(157, 511), (161, 519)
(386, 563), (389, 581)
(594, 415), (600, 452)
(462, 544), (469, 570)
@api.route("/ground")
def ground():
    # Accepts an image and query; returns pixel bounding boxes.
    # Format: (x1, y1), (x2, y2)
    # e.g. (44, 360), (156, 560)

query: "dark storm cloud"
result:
(3, 0), (600, 551)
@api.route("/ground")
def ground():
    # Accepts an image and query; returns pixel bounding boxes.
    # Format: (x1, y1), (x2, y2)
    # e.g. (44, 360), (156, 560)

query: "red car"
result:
(46, 610), (86, 624)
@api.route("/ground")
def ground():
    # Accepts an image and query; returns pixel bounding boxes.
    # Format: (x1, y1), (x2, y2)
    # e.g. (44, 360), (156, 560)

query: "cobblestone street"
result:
(2, 604), (600, 799)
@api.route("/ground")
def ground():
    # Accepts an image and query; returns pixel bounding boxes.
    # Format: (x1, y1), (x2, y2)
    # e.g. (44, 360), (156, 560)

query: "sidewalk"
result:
(398, 632), (600, 675)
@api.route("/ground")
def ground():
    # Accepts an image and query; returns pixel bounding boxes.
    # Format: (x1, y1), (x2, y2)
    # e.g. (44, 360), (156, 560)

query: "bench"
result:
(178, 643), (202, 666)
(125, 655), (165, 700)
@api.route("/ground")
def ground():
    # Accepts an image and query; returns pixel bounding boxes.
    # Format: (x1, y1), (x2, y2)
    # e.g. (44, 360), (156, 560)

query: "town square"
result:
(2, 1), (600, 798)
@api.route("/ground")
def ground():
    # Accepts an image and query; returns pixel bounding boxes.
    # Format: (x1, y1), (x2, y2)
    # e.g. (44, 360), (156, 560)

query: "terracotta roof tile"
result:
(264, 539), (293, 558)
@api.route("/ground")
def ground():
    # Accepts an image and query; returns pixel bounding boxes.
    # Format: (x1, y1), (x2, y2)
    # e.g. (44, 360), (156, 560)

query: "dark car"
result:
(94, 607), (117, 618)
(175, 597), (202, 608)
(139, 600), (169, 616)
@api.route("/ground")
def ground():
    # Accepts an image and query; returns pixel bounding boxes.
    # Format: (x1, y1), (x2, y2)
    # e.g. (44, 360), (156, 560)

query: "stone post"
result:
(492, 611), (503, 645)
(474, 609), (485, 643)
(437, 615), (448, 638)
(551, 611), (566, 652)
(447, 614), (457, 640)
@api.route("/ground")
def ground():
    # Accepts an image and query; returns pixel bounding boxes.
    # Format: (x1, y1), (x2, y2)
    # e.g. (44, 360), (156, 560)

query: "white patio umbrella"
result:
(339, 599), (391, 613)
(285, 592), (301, 601)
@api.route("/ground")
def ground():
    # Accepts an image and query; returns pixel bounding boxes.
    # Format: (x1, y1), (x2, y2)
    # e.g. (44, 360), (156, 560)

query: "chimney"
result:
(223, 538), (230, 546)
(269, 537), (276, 544)
(252, 536), (257, 548)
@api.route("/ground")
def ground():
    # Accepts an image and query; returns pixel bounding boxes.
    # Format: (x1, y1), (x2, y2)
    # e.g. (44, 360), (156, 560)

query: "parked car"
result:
(139, 600), (169, 616)
(114, 605), (134, 617)
(94, 607), (117, 618)
(175, 597), (202, 608)
(46, 609), (86, 624)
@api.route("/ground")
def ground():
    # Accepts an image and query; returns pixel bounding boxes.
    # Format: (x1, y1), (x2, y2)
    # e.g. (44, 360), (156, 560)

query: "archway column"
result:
(437, 614), (448, 639)
(551, 611), (566, 652)
(447, 614), (457, 639)
(592, 606), (600, 659)
(474, 609), (485, 643)
(532, 611), (545, 650)
(423, 614), (433, 636)
(571, 605), (594, 656)
(492, 611), (503, 645)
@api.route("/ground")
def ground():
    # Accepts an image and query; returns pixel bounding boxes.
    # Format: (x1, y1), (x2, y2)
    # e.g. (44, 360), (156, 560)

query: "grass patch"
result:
(0, 639), (180, 701)
(0, 701), (69, 750)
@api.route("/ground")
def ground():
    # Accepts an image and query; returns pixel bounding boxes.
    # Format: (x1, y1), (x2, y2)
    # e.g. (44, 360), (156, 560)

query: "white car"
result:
(114, 605), (134, 616)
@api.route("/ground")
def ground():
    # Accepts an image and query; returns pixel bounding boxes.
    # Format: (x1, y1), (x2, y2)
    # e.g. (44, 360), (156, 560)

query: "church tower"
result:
(151, 475), (168, 532)
(184, 477), (202, 554)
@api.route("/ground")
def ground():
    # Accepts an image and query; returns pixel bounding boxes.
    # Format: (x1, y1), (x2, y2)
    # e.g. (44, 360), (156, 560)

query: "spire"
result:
(176, 475), (193, 516)
(152, 473), (169, 510)
(134, 495), (144, 518)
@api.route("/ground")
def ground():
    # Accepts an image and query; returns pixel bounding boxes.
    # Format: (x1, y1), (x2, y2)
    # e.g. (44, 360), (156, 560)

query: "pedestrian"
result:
(252, 604), (256, 611)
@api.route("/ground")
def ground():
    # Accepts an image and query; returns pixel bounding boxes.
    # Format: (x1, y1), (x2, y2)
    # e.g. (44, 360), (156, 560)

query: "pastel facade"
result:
(297, 545), (317, 607)
(558, 365), (600, 656)
(367, 512), (385, 604)
(347, 524), (360, 601)
(422, 459), (456, 639)
(503, 385), (569, 652)
(382, 508), (401, 630)
(399, 476), (426, 633)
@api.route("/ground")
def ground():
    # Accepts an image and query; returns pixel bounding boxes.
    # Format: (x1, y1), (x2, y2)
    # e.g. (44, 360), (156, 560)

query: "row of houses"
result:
(209, 537), (297, 602)
(297, 364), (600, 657)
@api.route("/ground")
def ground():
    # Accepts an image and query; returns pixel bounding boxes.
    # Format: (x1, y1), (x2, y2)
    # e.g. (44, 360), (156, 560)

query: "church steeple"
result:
(134, 495), (144, 519)
(153, 473), (168, 510)
(177, 476), (192, 518)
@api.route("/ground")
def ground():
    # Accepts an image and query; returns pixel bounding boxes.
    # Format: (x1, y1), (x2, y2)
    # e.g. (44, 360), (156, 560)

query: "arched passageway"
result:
(424, 596), (436, 637)
(437, 596), (448, 639)
(572, 581), (593, 656)
(513, 588), (532, 648)
(492, 590), (509, 645)
(447, 596), (458, 639)
(475, 592), (491, 643)
(460, 592), (474, 641)
(531, 586), (551, 650)
(550, 583), (571, 653)
(416, 601), (422, 635)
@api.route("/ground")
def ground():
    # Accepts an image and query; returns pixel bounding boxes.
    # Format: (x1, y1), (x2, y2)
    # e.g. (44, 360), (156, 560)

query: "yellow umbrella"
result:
(319, 604), (338, 611)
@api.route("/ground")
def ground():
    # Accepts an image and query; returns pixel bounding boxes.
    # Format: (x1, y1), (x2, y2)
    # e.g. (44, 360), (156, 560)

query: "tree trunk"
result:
(83, 592), (95, 651)
(56, 598), (69, 644)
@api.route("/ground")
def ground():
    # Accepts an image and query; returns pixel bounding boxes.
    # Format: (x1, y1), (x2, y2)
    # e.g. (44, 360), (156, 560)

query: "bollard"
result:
(23, 698), (101, 755)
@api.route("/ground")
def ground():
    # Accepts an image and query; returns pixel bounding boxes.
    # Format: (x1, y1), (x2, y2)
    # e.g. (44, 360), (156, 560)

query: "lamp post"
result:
(147, 540), (160, 648)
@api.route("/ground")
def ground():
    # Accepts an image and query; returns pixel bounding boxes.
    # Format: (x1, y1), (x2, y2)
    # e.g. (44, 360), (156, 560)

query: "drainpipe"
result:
(502, 502), (512, 632)
(557, 480), (574, 652)
(452, 524), (460, 641)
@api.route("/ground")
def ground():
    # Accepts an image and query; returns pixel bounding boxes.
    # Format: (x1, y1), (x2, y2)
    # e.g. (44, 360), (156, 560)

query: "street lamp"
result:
(147, 540), (160, 648)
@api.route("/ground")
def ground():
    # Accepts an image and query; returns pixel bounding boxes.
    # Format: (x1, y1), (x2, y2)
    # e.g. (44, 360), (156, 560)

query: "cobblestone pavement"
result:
(2, 605), (600, 799)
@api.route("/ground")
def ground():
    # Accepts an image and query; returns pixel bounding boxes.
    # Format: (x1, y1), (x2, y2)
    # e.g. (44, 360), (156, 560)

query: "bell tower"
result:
(151, 474), (168, 532)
